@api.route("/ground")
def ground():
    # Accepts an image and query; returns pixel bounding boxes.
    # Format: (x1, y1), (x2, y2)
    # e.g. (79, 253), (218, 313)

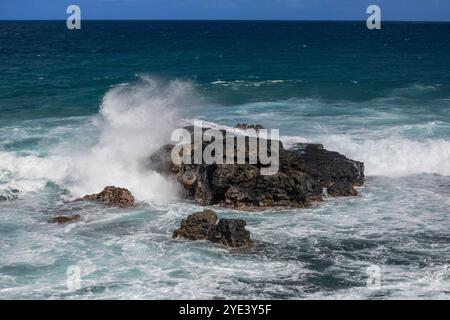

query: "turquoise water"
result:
(0, 21), (450, 299)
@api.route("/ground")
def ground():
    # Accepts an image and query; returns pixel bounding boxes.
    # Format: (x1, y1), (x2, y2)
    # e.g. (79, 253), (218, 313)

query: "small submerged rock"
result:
(81, 186), (135, 207)
(52, 214), (81, 225)
(235, 123), (265, 131)
(50, 187), (135, 227)
(173, 210), (252, 249)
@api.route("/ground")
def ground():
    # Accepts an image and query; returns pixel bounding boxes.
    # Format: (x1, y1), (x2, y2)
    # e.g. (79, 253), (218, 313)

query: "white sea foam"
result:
(0, 152), (68, 194)
(210, 79), (290, 88)
(391, 83), (439, 97)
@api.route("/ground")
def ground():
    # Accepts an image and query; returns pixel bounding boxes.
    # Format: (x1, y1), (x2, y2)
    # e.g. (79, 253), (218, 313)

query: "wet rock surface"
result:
(208, 219), (252, 248)
(291, 143), (365, 188)
(52, 214), (81, 225)
(150, 126), (364, 209)
(327, 182), (358, 197)
(173, 209), (218, 240)
(173, 210), (252, 248)
(235, 123), (265, 131)
(81, 186), (135, 207)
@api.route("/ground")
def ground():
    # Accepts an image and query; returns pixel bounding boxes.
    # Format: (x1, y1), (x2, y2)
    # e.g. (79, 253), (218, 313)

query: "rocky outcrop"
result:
(235, 123), (265, 131)
(327, 182), (358, 197)
(52, 214), (81, 224)
(173, 210), (252, 249)
(208, 219), (252, 248)
(173, 209), (218, 240)
(81, 186), (135, 208)
(291, 143), (364, 188)
(150, 126), (364, 209)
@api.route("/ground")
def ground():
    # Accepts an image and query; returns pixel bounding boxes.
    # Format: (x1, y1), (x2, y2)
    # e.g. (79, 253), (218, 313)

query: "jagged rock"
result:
(173, 210), (252, 248)
(173, 210), (218, 240)
(82, 186), (135, 207)
(208, 219), (252, 248)
(291, 143), (365, 187)
(52, 214), (81, 225)
(235, 123), (265, 131)
(327, 182), (358, 197)
(150, 126), (364, 209)
(181, 171), (198, 189)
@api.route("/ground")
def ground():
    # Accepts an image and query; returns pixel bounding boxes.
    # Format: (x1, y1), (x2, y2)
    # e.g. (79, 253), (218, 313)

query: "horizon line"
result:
(0, 18), (450, 23)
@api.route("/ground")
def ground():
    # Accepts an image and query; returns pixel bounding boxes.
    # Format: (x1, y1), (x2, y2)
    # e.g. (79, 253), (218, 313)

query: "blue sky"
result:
(0, 0), (449, 21)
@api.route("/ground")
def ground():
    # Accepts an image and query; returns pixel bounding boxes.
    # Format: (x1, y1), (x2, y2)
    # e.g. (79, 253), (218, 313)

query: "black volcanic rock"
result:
(208, 219), (252, 248)
(81, 186), (135, 208)
(291, 143), (365, 188)
(235, 123), (265, 131)
(173, 209), (218, 240)
(173, 210), (252, 249)
(150, 126), (364, 209)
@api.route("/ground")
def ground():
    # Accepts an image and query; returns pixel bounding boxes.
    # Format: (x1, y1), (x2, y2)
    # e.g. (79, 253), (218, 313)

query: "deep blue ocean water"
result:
(0, 21), (449, 299)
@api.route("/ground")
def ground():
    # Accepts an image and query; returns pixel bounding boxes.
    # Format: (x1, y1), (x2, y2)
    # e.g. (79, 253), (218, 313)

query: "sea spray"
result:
(65, 77), (199, 201)
(0, 77), (203, 202)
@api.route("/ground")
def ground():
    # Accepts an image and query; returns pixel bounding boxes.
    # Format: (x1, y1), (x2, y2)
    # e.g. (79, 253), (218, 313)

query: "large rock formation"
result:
(173, 210), (252, 249)
(81, 186), (135, 208)
(150, 125), (364, 209)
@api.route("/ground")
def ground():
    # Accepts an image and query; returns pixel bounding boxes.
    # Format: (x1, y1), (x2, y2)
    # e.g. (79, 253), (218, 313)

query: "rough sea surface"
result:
(0, 21), (449, 299)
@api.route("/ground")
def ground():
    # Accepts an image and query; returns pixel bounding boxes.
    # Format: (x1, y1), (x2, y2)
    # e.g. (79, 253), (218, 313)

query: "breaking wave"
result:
(0, 77), (201, 202)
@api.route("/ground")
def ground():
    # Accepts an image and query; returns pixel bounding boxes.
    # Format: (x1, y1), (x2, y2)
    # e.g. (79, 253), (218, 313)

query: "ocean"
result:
(0, 21), (449, 299)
